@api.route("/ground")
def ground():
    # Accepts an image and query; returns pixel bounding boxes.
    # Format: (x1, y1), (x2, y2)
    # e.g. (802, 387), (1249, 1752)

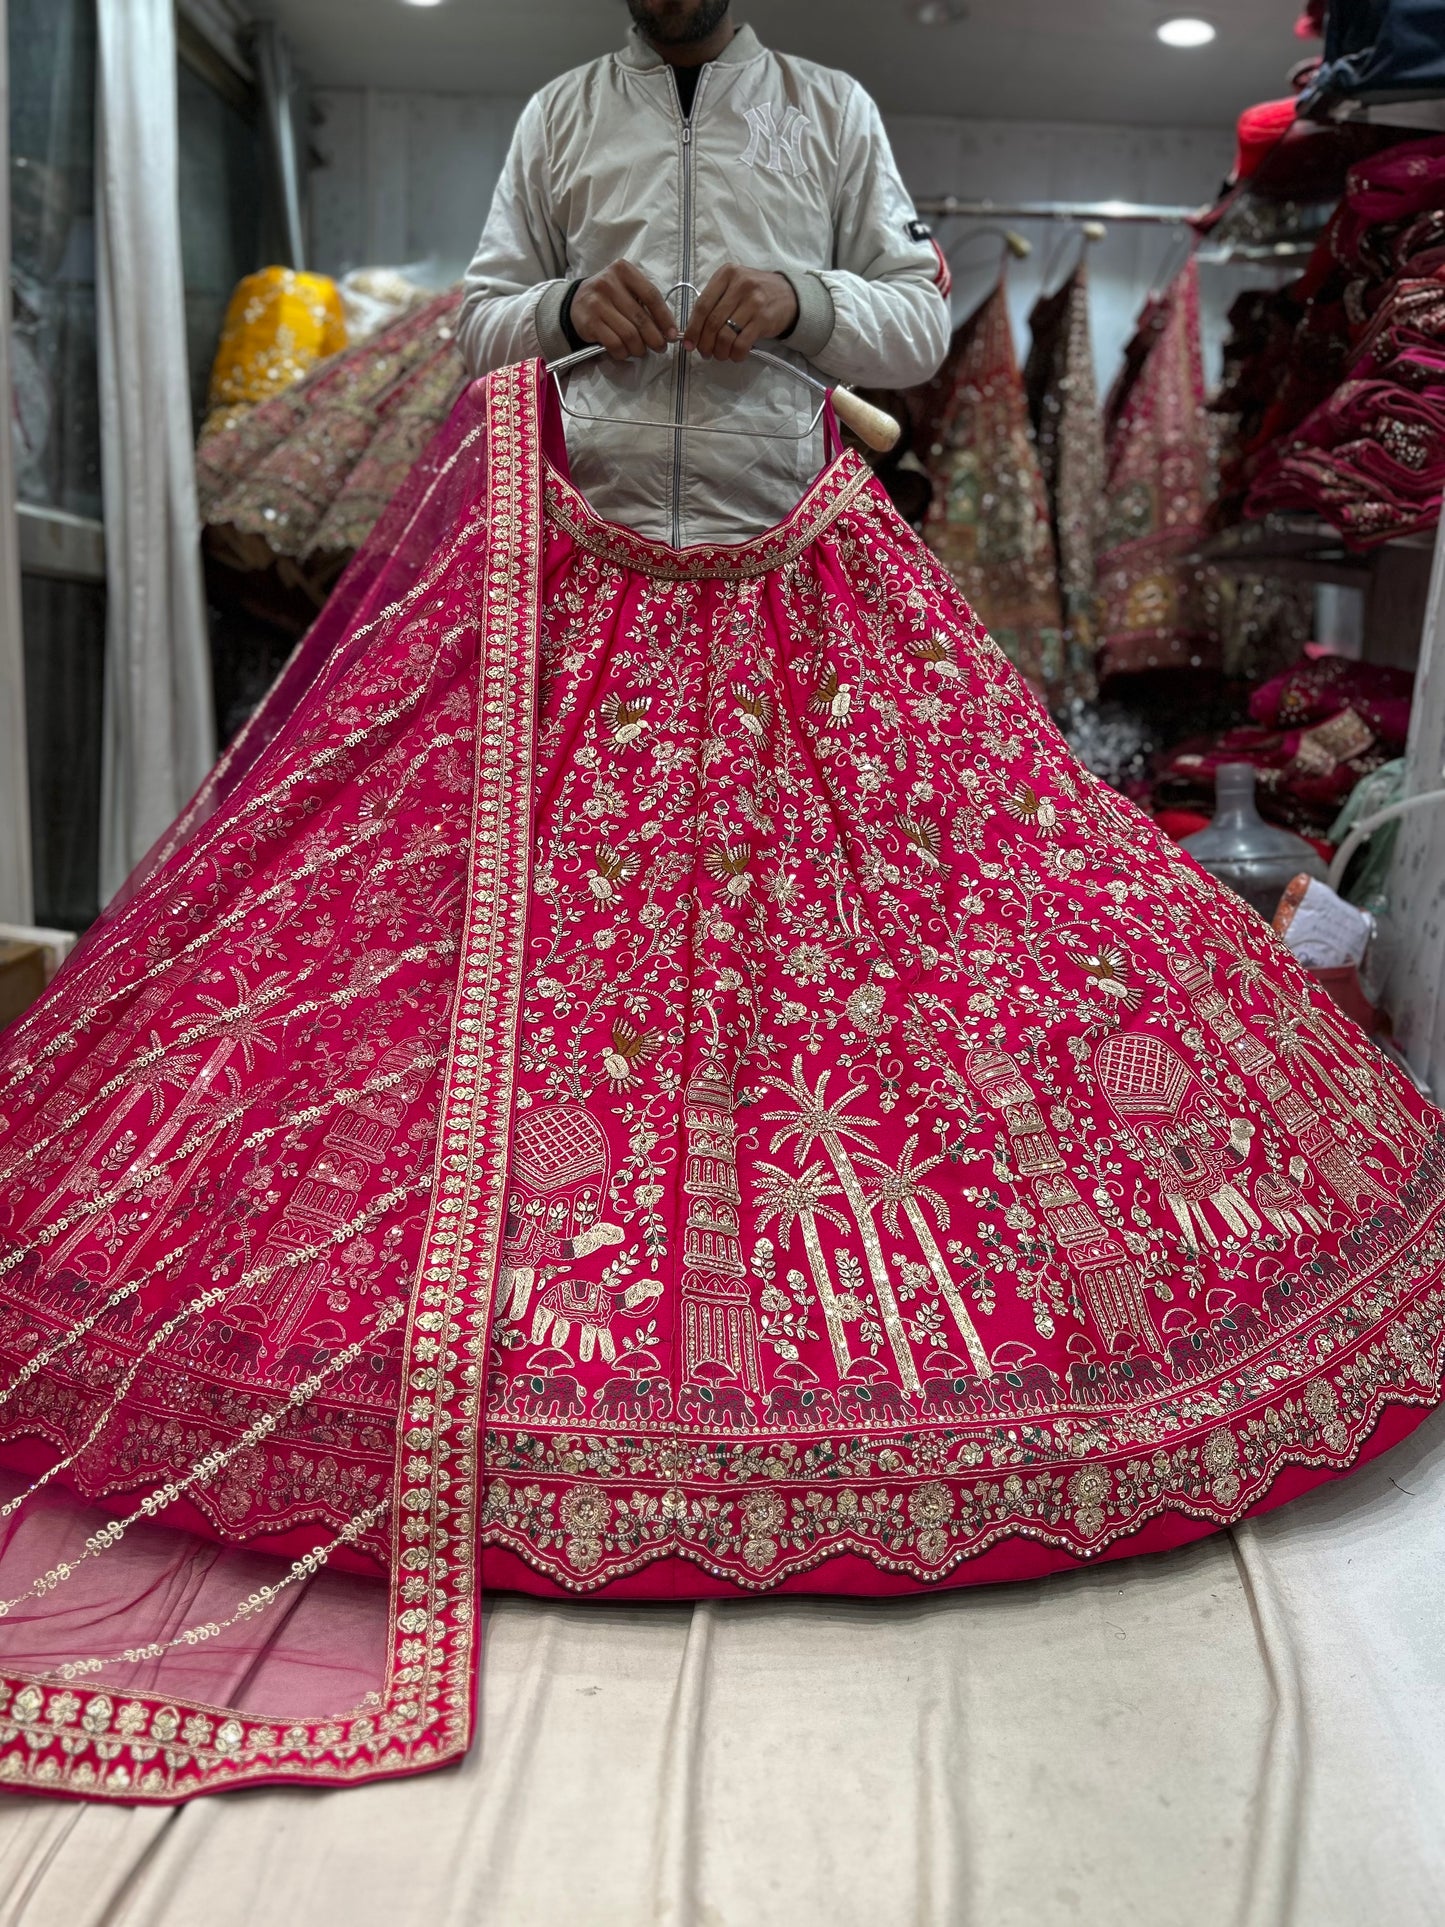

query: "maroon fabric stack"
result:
(1241, 135), (1445, 547)
(1152, 654), (1414, 835)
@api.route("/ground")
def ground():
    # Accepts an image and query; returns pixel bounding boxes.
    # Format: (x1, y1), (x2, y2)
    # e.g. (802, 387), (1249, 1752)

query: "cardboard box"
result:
(0, 941), (47, 1027)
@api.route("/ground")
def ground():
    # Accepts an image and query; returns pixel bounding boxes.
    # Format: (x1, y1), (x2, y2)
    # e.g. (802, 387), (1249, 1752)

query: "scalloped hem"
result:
(479, 1386), (1442, 1600)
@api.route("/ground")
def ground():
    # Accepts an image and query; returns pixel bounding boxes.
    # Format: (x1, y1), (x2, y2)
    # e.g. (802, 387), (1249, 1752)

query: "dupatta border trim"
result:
(0, 359), (542, 1802)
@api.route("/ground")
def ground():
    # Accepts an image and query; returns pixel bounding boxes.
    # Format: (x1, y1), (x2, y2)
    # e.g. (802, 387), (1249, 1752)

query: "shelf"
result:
(16, 505), (106, 586)
(1193, 517), (1435, 585)
(1327, 95), (1445, 133)
(1196, 240), (1326, 264)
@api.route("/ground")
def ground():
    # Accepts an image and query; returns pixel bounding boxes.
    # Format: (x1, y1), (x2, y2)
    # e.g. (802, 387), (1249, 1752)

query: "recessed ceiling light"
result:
(1157, 17), (1217, 47)
(912, 1), (969, 25)
(401, 0), (446, 9)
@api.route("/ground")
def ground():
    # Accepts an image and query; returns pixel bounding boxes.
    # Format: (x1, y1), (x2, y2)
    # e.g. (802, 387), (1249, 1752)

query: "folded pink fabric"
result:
(1249, 653), (1415, 745)
(1332, 134), (1445, 269)
(1247, 373), (1445, 546)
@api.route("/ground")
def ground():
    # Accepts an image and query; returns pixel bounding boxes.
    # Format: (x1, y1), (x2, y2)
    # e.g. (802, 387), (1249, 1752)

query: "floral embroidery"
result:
(0, 359), (1442, 1803)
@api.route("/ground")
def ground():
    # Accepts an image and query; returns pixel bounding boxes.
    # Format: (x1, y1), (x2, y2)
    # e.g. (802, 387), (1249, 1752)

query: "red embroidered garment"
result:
(1245, 304), (1445, 546)
(1, 361), (1444, 1803)
(1219, 136), (1445, 546)
(1025, 260), (1107, 709)
(916, 280), (1065, 702)
(1097, 260), (1217, 679)
(1153, 652), (1415, 835)
(196, 289), (464, 579)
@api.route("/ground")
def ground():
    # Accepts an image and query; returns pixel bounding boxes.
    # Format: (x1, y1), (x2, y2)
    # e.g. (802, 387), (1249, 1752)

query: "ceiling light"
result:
(400, 0), (446, 8)
(912, 1), (969, 25)
(1157, 17), (1217, 47)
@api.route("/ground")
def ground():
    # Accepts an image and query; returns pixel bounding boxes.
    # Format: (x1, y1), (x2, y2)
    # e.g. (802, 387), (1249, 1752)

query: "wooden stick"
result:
(831, 386), (902, 454)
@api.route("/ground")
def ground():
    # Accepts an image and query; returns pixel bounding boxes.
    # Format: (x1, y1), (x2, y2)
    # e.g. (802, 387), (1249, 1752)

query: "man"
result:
(459, 0), (951, 547)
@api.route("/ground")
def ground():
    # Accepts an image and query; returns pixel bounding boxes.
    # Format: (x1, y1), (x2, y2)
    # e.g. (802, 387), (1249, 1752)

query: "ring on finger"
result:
(724, 317), (743, 335)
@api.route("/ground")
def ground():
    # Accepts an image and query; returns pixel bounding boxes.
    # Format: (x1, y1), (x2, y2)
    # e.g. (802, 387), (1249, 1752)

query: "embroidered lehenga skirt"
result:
(1, 360), (1443, 1801)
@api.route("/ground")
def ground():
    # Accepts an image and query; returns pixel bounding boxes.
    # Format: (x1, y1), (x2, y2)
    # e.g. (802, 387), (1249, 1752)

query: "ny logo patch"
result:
(739, 101), (810, 176)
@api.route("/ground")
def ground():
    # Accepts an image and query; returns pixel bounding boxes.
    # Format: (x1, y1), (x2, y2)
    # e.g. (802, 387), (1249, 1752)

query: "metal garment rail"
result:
(912, 196), (1321, 262)
(913, 196), (1204, 224)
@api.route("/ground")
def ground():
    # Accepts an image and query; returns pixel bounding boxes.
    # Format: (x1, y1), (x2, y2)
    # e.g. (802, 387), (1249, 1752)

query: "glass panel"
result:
(7, 0), (100, 519)
(9, 19), (266, 927)
(21, 574), (105, 931)
(177, 57), (263, 430)
(9, 0), (103, 932)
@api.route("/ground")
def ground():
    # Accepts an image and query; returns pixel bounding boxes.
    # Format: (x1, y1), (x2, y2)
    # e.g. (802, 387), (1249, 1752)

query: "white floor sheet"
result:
(0, 1404), (1441, 1927)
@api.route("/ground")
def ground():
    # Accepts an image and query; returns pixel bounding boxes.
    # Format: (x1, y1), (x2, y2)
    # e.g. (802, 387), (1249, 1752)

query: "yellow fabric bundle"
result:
(203, 267), (347, 439)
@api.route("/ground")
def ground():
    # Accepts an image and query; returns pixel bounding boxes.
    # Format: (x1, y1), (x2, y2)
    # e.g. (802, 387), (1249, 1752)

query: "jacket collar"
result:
(618, 20), (764, 73)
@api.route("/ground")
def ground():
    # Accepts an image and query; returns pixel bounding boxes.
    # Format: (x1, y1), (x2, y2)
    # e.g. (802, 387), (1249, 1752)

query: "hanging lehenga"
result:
(1025, 258), (1107, 709)
(1, 360), (1444, 1802)
(916, 279), (1065, 701)
(1097, 258), (1217, 680)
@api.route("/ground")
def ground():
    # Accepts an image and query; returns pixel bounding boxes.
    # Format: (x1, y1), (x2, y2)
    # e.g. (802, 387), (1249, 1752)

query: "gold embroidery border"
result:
(475, 1155), (1445, 1592)
(0, 363), (541, 1802)
(542, 443), (875, 581)
(480, 1272), (1445, 1592)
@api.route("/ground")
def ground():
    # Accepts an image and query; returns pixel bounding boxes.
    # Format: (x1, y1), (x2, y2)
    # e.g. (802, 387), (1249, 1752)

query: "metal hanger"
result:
(545, 281), (899, 453)
(1038, 218), (1106, 296)
(1149, 226), (1197, 299)
(942, 223), (1032, 278)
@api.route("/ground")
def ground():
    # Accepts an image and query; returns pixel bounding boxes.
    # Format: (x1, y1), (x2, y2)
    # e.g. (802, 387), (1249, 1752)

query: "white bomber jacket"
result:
(459, 22), (951, 547)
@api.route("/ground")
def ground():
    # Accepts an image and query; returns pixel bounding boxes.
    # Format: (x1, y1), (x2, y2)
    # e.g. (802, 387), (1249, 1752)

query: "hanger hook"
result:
(662, 281), (703, 325)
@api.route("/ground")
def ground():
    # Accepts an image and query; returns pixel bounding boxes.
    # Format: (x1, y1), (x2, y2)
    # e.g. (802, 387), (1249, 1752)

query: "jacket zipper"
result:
(671, 64), (709, 548)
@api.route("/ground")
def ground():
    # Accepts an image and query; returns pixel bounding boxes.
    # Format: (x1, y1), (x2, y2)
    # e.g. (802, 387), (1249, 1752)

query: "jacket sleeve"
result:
(457, 93), (575, 376)
(784, 82), (951, 391)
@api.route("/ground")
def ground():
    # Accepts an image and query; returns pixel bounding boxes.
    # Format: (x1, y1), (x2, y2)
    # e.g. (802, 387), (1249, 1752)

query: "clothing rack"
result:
(913, 196), (1321, 263)
(913, 197), (1204, 224)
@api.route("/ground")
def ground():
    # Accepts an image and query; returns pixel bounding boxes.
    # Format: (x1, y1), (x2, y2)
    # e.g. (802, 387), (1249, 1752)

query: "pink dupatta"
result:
(0, 368), (540, 1798)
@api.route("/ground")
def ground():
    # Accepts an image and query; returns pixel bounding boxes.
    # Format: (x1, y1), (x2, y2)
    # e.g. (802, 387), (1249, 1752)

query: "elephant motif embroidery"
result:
(498, 1101), (625, 1327)
(1168, 950), (1390, 1218)
(1093, 1032), (1262, 1249)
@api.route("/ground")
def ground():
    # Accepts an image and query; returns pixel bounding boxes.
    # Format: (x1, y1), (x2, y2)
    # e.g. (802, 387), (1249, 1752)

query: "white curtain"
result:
(95, 0), (214, 904)
(254, 20), (308, 269)
(0, 0), (34, 926)
(1382, 514), (1445, 1099)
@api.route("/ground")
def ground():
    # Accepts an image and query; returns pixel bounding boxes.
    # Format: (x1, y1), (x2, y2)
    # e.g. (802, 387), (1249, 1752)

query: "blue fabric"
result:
(1305, 0), (1445, 106)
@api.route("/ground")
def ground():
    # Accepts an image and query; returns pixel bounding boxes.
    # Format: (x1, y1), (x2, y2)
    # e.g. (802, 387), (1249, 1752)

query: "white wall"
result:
(310, 88), (523, 286)
(309, 90), (1263, 390)
(888, 116), (1252, 390)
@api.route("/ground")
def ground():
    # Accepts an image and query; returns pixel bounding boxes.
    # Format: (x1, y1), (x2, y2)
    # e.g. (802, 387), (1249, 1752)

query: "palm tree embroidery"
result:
(753, 1157), (852, 1375)
(859, 1134), (991, 1375)
(761, 1057), (920, 1392)
(17, 968), (287, 1264)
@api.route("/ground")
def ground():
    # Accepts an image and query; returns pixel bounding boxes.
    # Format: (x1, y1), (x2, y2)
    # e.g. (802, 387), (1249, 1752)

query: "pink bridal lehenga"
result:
(0, 360), (1443, 1802)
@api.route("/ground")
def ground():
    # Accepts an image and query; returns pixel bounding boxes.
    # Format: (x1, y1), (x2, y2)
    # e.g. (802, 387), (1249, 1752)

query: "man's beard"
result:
(626, 0), (732, 47)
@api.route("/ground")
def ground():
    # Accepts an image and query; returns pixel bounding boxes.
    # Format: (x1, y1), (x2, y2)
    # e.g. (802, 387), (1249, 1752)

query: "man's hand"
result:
(570, 261), (678, 360)
(685, 267), (799, 361)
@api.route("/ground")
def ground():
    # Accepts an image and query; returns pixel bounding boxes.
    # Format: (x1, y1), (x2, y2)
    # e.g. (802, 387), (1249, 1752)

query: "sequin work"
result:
(0, 360), (1443, 1801)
